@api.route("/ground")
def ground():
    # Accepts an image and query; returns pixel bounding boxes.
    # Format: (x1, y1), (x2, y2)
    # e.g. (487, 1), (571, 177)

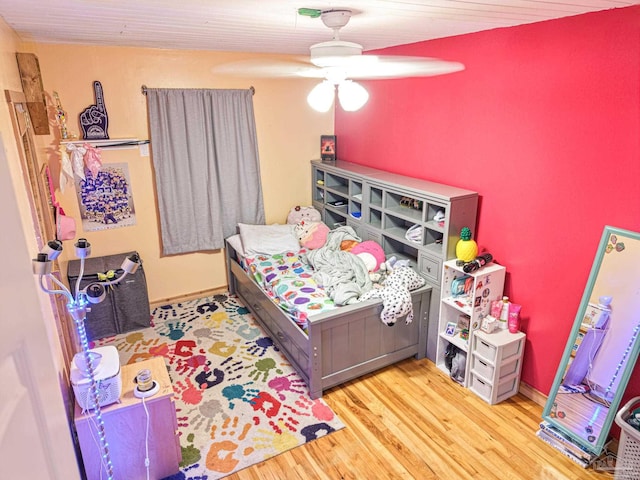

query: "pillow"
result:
(225, 234), (245, 257)
(238, 223), (300, 256)
(294, 221), (330, 250)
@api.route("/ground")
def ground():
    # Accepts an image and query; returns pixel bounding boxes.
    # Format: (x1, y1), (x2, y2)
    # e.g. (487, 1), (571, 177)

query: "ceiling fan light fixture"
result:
(338, 80), (369, 111)
(307, 80), (335, 112)
(310, 40), (363, 67)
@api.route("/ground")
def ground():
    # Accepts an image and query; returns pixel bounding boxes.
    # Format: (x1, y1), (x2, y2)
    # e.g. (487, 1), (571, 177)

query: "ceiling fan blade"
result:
(335, 55), (465, 80)
(213, 55), (464, 82)
(212, 58), (324, 78)
(212, 9), (465, 84)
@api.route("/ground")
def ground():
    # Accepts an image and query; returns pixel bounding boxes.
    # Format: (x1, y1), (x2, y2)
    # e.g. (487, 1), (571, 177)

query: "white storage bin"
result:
(470, 374), (492, 400)
(615, 396), (640, 480)
(470, 372), (519, 405)
(471, 352), (521, 384)
(468, 330), (525, 404)
(497, 356), (520, 380)
(471, 353), (495, 380)
(502, 341), (522, 361)
(474, 337), (497, 361)
(473, 330), (523, 363)
(495, 375), (519, 403)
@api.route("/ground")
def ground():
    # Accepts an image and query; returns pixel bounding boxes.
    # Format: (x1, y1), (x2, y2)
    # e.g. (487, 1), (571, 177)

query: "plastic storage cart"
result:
(615, 396), (640, 480)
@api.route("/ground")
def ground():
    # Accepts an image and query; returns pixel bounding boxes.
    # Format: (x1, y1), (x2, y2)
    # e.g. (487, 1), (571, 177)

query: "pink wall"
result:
(335, 6), (640, 398)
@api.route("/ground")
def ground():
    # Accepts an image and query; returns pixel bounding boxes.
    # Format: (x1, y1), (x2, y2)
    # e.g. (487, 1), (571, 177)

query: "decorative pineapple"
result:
(456, 227), (478, 262)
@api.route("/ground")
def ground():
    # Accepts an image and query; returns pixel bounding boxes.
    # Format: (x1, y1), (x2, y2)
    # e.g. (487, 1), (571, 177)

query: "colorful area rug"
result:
(94, 293), (344, 479)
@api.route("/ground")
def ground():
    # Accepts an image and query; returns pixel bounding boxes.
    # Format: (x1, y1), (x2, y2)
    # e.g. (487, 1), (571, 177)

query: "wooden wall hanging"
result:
(15, 52), (50, 135)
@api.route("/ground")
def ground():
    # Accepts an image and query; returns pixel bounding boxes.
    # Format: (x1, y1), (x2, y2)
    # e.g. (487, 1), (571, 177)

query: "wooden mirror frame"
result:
(542, 225), (640, 455)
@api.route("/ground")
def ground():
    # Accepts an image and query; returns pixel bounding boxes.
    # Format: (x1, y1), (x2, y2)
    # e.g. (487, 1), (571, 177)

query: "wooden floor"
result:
(226, 358), (613, 480)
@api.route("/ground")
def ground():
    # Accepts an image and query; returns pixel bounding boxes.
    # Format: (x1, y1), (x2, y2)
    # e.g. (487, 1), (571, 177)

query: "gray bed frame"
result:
(225, 239), (432, 399)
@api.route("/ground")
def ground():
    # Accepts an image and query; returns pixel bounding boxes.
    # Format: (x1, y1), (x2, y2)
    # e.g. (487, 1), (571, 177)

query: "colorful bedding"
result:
(244, 250), (336, 331)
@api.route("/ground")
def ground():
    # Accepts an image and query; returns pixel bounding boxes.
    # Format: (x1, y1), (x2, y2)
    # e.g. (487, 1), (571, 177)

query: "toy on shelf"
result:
(53, 91), (73, 140)
(456, 227), (478, 262)
(400, 196), (422, 210)
(463, 253), (493, 273)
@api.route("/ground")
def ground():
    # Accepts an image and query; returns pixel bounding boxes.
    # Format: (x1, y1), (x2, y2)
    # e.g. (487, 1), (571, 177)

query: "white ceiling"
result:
(0, 1), (637, 55)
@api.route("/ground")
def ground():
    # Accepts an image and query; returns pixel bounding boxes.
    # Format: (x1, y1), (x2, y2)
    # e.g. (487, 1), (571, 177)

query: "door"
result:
(0, 134), (81, 478)
(5, 89), (78, 362)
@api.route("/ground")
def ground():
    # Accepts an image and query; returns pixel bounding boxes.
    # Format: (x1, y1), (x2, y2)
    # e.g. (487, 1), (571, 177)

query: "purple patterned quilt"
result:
(244, 250), (336, 332)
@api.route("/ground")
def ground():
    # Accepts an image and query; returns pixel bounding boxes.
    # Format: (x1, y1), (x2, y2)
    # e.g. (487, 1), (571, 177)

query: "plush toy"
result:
(351, 240), (385, 273)
(340, 239), (360, 252)
(294, 221), (330, 250)
(360, 267), (426, 326)
(287, 206), (322, 225)
(380, 255), (411, 273)
(376, 256), (411, 284)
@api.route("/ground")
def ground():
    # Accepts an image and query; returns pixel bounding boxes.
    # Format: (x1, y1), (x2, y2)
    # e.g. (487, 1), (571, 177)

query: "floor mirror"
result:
(542, 225), (640, 455)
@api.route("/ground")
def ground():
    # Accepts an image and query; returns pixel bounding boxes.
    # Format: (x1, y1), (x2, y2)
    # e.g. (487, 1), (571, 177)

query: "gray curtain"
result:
(146, 88), (265, 255)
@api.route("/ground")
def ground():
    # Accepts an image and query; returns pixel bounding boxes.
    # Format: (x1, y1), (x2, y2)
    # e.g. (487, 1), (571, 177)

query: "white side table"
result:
(74, 356), (181, 479)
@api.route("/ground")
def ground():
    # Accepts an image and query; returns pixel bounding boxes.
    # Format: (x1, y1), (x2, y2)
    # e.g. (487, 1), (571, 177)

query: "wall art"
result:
(75, 163), (136, 231)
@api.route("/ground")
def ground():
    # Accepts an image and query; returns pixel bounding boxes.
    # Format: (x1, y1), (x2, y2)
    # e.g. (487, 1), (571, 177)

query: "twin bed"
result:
(224, 227), (432, 399)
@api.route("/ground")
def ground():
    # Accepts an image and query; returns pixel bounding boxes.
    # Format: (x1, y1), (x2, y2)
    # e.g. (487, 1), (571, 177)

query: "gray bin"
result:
(67, 251), (150, 341)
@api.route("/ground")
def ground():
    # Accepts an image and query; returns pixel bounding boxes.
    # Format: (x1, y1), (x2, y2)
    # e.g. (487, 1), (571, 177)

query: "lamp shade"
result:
(338, 80), (369, 111)
(307, 81), (335, 112)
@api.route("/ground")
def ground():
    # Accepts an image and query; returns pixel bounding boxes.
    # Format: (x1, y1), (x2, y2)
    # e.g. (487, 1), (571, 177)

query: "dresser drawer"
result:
(418, 252), (441, 284)
(473, 331), (524, 363)
(471, 352), (521, 383)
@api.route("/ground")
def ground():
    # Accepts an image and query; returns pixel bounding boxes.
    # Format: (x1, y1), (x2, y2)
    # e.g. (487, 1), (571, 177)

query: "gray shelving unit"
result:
(311, 159), (479, 361)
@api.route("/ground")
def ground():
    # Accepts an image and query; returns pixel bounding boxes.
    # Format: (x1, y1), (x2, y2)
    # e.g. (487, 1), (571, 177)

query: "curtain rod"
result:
(141, 85), (255, 95)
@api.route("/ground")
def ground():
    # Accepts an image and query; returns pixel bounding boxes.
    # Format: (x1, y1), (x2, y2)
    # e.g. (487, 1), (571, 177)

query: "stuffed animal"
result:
(377, 256), (410, 284)
(294, 221), (330, 250)
(360, 266), (426, 326)
(351, 240), (385, 274)
(340, 239), (360, 252)
(379, 255), (411, 274)
(287, 206), (321, 225)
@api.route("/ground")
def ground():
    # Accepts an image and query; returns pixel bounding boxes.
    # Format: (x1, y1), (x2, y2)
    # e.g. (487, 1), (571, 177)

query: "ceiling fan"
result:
(214, 8), (465, 112)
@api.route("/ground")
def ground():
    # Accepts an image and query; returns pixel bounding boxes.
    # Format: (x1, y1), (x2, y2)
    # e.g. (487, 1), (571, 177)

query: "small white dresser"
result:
(469, 329), (526, 404)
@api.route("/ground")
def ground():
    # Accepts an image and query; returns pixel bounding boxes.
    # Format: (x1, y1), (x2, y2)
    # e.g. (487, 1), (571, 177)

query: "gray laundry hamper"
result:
(67, 251), (151, 341)
(615, 396), (640, 480)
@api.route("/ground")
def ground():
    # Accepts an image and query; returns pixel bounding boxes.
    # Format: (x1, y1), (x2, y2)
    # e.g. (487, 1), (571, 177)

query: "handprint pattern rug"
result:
(94, 293), (344, 479)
